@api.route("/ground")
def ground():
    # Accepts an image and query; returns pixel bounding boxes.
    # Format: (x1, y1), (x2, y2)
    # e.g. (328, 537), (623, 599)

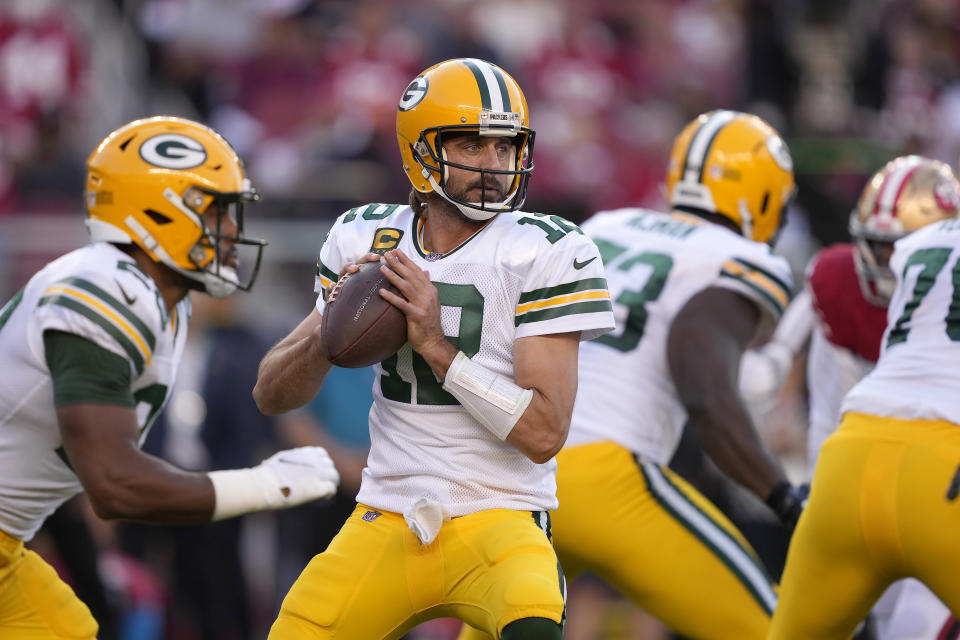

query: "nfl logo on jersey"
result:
(362, 510), (383, 522)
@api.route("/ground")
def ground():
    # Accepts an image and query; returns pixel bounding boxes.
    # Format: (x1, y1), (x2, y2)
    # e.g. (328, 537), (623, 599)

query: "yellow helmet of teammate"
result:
(851, 155), (960, 304)
(85, 116), (266, 298)
(666, 110), (796, 244)
(396, 58), (535, 221)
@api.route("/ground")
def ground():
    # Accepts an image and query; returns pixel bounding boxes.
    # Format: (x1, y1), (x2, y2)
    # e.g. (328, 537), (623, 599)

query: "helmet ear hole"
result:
(760, 192), (770, 214)
(144, 209), (172, 225)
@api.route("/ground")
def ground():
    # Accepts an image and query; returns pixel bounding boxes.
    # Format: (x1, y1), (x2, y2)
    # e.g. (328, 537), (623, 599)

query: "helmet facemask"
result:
(412, 124), (535, 221)
(172, 184), (266, 298)
(849, 215), (898, 305)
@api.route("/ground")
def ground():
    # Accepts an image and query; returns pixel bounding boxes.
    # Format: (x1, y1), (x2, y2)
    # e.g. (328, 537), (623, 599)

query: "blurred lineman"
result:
(0, 117), (340, 639)
(739, 155), (959, 637)
(254, 58), (614, 640)
(477, 111), (805, 640)
(464, 110), (803, 640)
(771, 159), (960, 638)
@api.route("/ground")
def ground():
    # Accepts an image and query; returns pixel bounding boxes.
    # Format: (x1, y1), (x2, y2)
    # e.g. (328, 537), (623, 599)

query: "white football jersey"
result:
(844, 217), (960, 423)
(0, 242), (189, 541)
(313, 203), (615, 517)
(566, 208), (793, 464)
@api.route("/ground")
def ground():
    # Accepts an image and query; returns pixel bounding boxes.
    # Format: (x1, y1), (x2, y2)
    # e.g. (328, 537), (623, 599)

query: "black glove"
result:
(765, 481), (809, 531)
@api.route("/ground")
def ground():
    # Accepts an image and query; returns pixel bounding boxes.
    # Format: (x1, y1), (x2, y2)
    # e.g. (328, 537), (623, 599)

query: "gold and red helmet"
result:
(396, 58), (535, 221)
(666, 110), (796, 244)
(85, 116), (266, 298)
(851, 154), (960, 304)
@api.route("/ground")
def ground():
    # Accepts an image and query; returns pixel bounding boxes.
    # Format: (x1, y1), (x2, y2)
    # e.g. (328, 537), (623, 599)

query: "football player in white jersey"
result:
(739, 155), (960, 638)
(770, 159), (960, 638)
(0, 116), (341, 639)
(462, 110), (804, 640)
(254, 58), (615, 640)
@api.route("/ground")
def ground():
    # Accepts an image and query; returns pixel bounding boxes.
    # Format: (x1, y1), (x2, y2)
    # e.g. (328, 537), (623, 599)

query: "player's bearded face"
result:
(442, 135), (514, 206)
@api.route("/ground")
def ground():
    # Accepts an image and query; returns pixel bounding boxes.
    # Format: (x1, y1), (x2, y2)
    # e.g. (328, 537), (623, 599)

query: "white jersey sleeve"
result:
(514, 219), (612, 341)
(33, 260), (166, 378)
(709, 236), (793, 323)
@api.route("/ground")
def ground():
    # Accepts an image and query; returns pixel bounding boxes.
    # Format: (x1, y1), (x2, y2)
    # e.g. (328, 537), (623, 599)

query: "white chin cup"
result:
(426, 173), (513, 221)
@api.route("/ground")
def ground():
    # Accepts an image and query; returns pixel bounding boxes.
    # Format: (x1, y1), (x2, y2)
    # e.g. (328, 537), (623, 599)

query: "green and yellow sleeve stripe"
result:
(516, 277), (612, 327)
(719, 257), (790, 316)
(38, 277), (156, 375)
(315, 260), (339, 292)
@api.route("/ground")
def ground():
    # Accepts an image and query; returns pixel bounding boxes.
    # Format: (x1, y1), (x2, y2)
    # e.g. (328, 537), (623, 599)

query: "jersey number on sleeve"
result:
(591, 238), (673, 352)
(887, 246), (960, 346)
(380, 283), (484, 405)
(517, 213), (582, 244)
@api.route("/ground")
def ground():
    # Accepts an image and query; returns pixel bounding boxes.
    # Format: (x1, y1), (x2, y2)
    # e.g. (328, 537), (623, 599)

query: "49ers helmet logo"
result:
(139, 134), (207, 169)
(398, 76), (428, 112)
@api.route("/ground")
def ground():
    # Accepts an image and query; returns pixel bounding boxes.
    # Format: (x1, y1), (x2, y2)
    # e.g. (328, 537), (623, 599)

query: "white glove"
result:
(259, 446), (340, 507)
(208, 446), (340, 521)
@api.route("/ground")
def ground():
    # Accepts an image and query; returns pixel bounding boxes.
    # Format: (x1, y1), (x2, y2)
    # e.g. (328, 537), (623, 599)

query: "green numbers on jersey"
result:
(517, 213), (583, 244)
(380, 282), (484, 405)
(887, 246), (960, 347)
(592, 238), (673, 352)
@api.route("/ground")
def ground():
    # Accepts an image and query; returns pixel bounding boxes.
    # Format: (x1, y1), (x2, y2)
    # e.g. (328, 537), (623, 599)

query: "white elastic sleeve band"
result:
(207, 467), (277, 522)
(442, 351), (533, 440)
(207, 446), (339, 521)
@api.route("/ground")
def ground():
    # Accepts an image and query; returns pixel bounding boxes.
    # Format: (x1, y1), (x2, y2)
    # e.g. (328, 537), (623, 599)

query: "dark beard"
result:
(447, 178), (507, 205)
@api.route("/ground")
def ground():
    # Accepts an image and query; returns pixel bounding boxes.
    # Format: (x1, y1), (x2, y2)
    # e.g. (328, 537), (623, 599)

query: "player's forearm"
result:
(505, 391), (570, 464)
(689, 400), (787, 500)
(84, 454), (216, 523)
(253, 333), (332, 415)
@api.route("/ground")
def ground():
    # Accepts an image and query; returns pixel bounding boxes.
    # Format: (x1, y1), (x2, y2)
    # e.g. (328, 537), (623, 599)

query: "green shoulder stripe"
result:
(57, 277), (156, 350)
(38, 294), (145, 374)
(518, 277), (608, 305)
(515, 300), (613, 327)
(731, 257), (790, 294)
(719, 269), (785, 317)
(316, 260), (338, 283)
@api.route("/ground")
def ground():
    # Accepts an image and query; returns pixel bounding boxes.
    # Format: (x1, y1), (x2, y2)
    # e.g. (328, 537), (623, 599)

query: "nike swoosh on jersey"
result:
(115, 280), (137, 305)
(573, 256), (597, 270)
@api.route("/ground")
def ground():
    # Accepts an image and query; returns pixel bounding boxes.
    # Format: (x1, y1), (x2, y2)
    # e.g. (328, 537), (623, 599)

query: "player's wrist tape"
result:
(207, 466), (285, 522)
(442, 351), (533, 440)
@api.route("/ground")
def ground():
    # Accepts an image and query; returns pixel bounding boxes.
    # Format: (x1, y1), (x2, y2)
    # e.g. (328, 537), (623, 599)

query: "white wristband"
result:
(208, 467), (275, 522)
(442, 351), (533, 440)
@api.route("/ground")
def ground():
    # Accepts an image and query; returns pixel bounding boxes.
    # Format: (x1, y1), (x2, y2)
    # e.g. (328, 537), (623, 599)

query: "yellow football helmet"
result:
(851, 155), (960, 304)
(666, 110), (796, 244)
(396, 58), (535, 221)
(85, 116), (266, 298)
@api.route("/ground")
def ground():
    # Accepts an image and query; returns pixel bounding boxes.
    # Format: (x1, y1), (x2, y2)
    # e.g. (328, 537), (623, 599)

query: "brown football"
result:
(321, 261), (407, 367)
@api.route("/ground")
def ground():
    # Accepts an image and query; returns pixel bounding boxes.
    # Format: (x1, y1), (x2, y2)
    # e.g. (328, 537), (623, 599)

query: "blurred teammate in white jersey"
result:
(0, 117), (340, 639)
(462, 110), (803, 640)
(771, 159), (960, 638)
(740, 155), (959, 639)
(254, 58), (615, 639)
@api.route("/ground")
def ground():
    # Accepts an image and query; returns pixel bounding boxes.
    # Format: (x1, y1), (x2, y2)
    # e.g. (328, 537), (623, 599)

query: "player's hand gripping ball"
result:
(321, 261), (408, 367)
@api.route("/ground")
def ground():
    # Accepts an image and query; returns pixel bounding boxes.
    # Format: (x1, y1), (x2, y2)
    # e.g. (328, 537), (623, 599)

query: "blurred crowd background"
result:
(3, 0), (960, 638)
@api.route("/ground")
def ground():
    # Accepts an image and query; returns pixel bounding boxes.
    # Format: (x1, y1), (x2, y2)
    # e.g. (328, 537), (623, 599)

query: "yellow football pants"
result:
(457, 441), (774, 640)
(0, 527), (98, 639)
(771, 412), (960, 639)
(269, 504), (566, 639)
